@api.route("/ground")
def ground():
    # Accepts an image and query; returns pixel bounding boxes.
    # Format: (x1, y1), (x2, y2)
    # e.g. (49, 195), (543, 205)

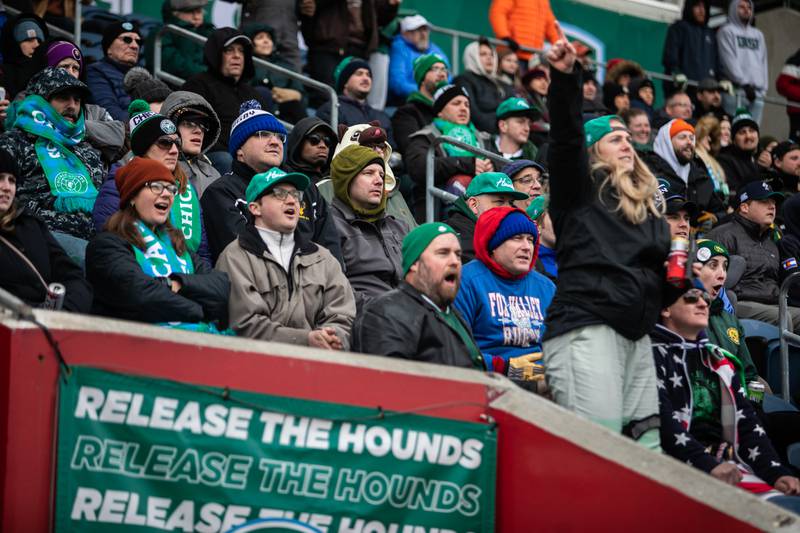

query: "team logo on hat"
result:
(122, 22), (133, 31)
(26, 29), (36, 39)
(714, 245), (725, 254)
(496, 176), (513, 189)
(160, 119), (176, 134)
(697, 247), (711, 262)
(438, 225), (447, 232)
(72, 48), (81, 60)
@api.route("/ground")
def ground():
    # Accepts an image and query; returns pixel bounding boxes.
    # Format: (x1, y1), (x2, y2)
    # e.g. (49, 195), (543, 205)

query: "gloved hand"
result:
(503, 37), (520, 53)
(743, 84), (757, 102)
(719, 79), (735, 96)
(673, 73), (689, 91)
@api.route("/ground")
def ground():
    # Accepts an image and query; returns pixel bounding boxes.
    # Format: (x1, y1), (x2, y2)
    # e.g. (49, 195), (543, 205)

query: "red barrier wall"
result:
(0, 317), (777, 532)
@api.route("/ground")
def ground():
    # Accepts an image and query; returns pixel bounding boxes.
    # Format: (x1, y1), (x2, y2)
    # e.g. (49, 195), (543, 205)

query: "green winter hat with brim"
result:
(413, 53), (447, 87)
(465, 172), (528, 200)
(496, 97), (540, 121)
(402, 222), (458, 276)
(695, 239), (729, 264)
(245, 167), (310, 203)
(330, 144), (386, 220)
(584, 114), (625, 148)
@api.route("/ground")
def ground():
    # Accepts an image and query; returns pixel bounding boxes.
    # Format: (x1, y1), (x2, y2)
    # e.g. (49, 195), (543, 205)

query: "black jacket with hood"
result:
(391, 97), (436, 156)
(545, 65), (672, 341)
(0, 13), (49, 101)
(717, 144), (760, 194)
(182, 27), (269, 153)
(779, 194), (800, 306)
(641, 150), (726, 218)
(662, 0), (719, 85)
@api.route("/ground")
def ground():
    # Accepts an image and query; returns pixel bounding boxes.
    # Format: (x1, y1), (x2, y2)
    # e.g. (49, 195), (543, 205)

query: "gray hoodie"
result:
(716, 0), (768, 94)
(160, 90), (222, 197)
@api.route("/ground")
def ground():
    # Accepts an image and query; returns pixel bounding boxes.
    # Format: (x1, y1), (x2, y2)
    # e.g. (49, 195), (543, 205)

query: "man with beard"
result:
(352, 222), (486, 370)
(717, 109), (760, 193)
(454, 207), (555, 382)
(316, 57), (394, 147)
(0, 67), (104, 255)
(391, 53), (449, 155)
(694, 78), (728, 121)
(388, 15), (450, 103)
(643, 119), (724, 221)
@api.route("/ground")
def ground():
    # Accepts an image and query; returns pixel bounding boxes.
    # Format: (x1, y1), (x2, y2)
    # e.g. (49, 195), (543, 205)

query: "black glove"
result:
(503, 37), (520, 53)
(743, 84), (757, 102)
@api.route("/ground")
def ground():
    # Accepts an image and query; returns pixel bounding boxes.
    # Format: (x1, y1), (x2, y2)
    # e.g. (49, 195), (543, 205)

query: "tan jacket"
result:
(216, 224), (356, 347)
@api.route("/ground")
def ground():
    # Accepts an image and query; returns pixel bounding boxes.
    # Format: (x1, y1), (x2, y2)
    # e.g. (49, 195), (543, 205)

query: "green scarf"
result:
(169, 182), (202, 253)
(406, 91), (433, 106)
(13, 95), (97, 213)
(433, 118), (481, 157)
(132, 220), (231, 335)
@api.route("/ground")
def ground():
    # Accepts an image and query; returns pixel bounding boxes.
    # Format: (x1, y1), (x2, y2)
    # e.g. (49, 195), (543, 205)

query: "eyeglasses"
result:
(513, 174), (545, 187)
(255, 130), (287, 143)
(120, 36), (142, 46)
(269, 187), (303, 202)
(154, 136), (181, 150)
(682, 289), (711, 305)
(306, 133), (332, 147)
(180, 119), (209, 133)
(146, 181), (178, 196)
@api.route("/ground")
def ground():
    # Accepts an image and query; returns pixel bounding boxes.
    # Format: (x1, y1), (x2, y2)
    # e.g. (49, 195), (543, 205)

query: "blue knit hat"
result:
(488, 210), (538, 252)
(228, 99), (286, 156)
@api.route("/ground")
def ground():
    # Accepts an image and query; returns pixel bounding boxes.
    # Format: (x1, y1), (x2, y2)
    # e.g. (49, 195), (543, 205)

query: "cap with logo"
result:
(465, 172), (529, 200)
(245, 167), (310, 203)
(738, 180), (784, 206)
(496, 97), (541, 121)
(658, 178), (697, 216)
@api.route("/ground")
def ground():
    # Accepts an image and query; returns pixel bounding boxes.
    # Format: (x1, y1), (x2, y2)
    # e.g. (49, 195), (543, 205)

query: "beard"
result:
(676, 148), (694, 165)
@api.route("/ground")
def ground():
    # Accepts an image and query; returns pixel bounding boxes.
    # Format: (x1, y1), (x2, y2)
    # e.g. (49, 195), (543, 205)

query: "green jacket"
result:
(146, 2), (214, 81)
(707, 297), (759, 383)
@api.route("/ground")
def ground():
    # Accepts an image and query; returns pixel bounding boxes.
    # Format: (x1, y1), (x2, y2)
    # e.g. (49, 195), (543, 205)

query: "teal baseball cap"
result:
(245, 167), (310, 203)
(496, 97), (540, 121)
(584, 114), (626, 147)
(465, 172), (528, 200)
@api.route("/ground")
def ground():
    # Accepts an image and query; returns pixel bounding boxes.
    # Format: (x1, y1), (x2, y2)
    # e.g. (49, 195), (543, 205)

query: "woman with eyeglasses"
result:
(86, 157), (230, 331)
(541, 40), (671, 450)
(93, 100), (212, 265)
(161, 91), (223, 197)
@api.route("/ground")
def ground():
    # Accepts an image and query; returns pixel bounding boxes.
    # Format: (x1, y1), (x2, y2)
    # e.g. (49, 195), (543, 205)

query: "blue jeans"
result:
(722, 90), (764, 125)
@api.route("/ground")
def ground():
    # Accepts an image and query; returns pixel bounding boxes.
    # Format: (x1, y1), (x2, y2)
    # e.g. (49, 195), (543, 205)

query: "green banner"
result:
(55, 367), (496, 533)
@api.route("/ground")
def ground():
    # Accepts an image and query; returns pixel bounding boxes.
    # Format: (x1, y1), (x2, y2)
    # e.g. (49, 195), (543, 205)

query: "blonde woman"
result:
(695, 115), (731, 209)
(541, 39), (671, 450)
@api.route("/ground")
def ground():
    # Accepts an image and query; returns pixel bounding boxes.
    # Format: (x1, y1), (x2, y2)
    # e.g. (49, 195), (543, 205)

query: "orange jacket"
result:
(489, 0), (560, 59)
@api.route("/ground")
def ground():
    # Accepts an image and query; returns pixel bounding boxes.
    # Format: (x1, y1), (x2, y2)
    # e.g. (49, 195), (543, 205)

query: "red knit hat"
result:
(473, 206), (539, 280)
(116, 157), (175, 208)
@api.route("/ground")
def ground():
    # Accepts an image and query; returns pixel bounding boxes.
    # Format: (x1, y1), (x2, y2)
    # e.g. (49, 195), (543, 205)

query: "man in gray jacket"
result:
(216, 167), (356, 349)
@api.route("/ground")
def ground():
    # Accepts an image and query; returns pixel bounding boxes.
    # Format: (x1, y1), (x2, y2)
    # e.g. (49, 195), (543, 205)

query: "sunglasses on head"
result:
(119, 35), (142, 46)
(155, 136), (181, 150)
(306, 133), (332, 147)
(682, 288), (711, 305)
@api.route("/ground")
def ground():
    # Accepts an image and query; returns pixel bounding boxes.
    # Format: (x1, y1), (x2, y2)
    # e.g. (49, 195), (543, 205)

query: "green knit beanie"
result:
(584, 114), (624, 148)
(330, 144), (386, 220)
(413, 53), (446, 87)
(402, 222), (458, 275)
(696, 239), (729, 264)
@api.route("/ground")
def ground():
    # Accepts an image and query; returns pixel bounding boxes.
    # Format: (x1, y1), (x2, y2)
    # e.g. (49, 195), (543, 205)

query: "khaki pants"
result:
(543, 324), (661, 451)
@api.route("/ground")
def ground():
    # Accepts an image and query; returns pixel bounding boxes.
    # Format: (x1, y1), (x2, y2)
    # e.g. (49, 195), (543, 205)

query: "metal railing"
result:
(153, 24), (339, 130)
(778, 272), (800, 401)
(425, 135), (511, 222)
(428, 24), (800, 112)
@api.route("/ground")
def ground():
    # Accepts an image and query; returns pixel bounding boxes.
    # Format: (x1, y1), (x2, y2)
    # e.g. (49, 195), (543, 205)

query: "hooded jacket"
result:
(0, 13), (49, 100)
(284, 116), (336, 182)
(628, 77), (656, 122)
(0, 69), (105, 240)
(446, 197), (478, 263)
(717, 0), (768, 94)
(662, 0), (719, 84)
(778, 194), (800, 306)
(545, 65), (672, 341)
(182, 28), (269, 153)
(708, 214), (780, 304)
(145, 0), (215, 81)
(160, 90), (222, 197)
(454, 207), (555, 371)
(215, 222), (356, 347)
(650, 325), (790, 485)
(453, 41), (508, 134)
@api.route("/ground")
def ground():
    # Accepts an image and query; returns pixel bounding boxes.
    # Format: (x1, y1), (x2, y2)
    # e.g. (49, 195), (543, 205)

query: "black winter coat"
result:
(86, 231), (229, 324)
(778, 194), (800, 306)
(201, 160), (342, 264)
(662, 0), (719, 84)
(718, 145), (759, 194)
(299, 0), (397, 55)
(641, 151), (726, 218)
(708, 214), (780, 304)
(391, 99), (436, 156)
(545, 65), (672, 341)
(0, 13), (48, 100)
(182, 28), (269, 153)
(445, 198), (477, 264)
(353, 281), (479, 368)
(453, 71), (506, 134)
(0, 210), (91, 312)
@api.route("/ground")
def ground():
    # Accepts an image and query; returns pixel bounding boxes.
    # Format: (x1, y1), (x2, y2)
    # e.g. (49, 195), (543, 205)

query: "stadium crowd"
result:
(1, 0), (800, 512)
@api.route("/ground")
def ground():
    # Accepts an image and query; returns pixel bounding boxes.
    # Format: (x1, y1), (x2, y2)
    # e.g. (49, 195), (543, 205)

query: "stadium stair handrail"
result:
(779, 271), (800, 401)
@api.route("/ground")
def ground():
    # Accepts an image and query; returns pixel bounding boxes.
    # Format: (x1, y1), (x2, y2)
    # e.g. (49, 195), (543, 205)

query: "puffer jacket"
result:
(330, 198), (408, 310)
(650, 325), (790, 485)
(708, 214), (780, 304)
(387, 34), (450, 101)
(662, 0), (719, 83)
(181, 28), (269, 153)
(445, 196), (477, 263)
(86, 57), (134, 122)
(216, 222), (355, 346)
(160, 90), (223, 197)
(145, 0), (215, 81)
(353, 281), (483, 369)
(488, 0), (559, 60)
(545, 65), (672, 341)
(0, 71), (105, 240)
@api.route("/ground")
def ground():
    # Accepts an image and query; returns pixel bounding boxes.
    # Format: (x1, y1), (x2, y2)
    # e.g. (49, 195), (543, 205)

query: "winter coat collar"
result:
(237, 222), (317, 261)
